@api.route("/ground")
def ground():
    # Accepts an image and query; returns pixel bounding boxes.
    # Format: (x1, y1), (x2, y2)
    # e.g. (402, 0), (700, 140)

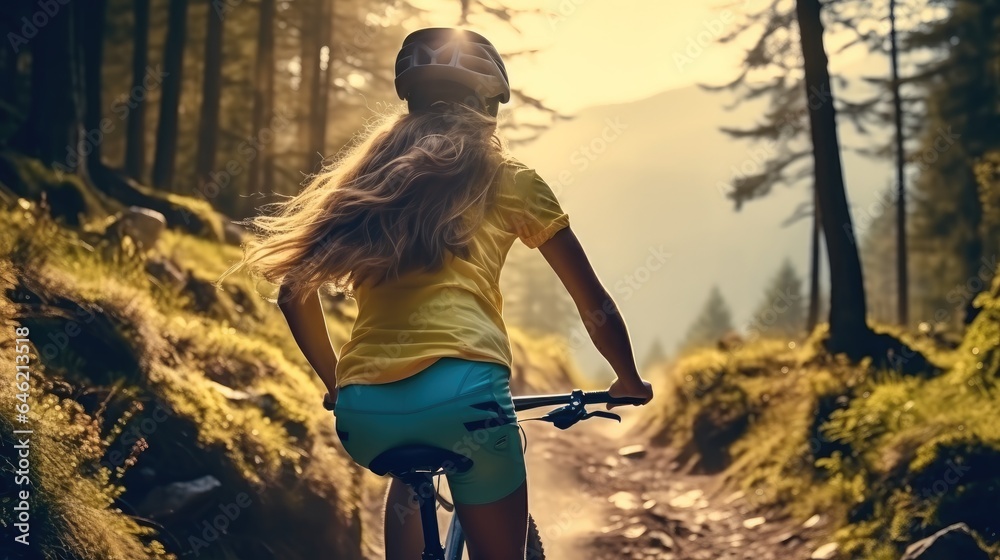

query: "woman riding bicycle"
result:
(232, 27), (653, 560)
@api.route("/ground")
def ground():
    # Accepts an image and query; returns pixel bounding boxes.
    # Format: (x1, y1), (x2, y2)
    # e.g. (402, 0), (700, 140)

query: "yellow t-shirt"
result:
(334, 158), (570, 387)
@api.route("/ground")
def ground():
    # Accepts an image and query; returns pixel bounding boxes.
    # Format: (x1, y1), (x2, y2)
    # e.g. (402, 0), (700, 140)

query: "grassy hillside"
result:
(643, 293), (1000, 558)
(0, 159), (585, 559)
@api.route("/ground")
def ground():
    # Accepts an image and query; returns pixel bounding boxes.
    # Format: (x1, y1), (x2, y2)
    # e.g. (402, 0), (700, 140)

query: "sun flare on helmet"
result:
(394, 27), (510, 116)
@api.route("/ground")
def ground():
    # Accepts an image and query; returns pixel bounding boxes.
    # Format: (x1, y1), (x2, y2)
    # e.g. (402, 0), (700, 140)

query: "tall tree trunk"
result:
(309, 0), (333, 171)
(196, 1), (224, 191)
(15, 2), (84, 173)
(125, 0), (150, 181)
(81, 0), (108, 173)
(248, 0), (276, 197)
(795, 0), (872, 355)
(151, 0), (189, 191)
(890, 0), (909, 326)
(299, 0), (321, 172)
(807, 188), (822, 332)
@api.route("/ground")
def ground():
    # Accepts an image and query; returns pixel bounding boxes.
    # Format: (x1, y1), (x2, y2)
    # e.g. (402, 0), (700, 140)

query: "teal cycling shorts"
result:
(333, 357), (526, 505)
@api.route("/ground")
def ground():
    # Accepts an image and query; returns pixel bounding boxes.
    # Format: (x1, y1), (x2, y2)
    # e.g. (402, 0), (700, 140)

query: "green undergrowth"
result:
(645, 298), (1000, 559)
(0, 151), (224, 240)
(0, 368), (175, 558)
(0, 204), (364, 559)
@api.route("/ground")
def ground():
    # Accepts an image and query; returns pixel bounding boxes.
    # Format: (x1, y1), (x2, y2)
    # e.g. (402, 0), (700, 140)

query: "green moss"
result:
(645, 280), (1000, 558)
(0, 151), (121, 225)
(127, 180), (225, 241)
(0, 203), (366, 558)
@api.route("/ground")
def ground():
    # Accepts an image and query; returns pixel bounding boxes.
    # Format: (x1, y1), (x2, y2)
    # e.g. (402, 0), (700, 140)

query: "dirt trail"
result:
(360, 408), (835, 559)
(523, 408), (834, 560)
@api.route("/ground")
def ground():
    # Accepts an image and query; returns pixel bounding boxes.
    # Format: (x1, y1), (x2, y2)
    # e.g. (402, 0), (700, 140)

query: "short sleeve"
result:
(496, 163), (570, 249)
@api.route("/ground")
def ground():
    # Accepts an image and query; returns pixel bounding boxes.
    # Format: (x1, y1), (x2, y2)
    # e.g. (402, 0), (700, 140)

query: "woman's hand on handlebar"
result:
(606, 377), (653, 410)
(322, 388), (339, 411)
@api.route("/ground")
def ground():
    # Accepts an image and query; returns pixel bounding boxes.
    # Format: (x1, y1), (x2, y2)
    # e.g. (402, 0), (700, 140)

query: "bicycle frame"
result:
(399, 389), (643, 560)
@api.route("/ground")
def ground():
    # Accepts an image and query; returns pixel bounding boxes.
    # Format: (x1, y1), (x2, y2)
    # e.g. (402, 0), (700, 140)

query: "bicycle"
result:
(326, 389), (644, 560)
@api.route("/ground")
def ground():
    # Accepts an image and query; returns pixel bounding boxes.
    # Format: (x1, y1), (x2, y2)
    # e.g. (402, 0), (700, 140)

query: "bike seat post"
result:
(399, 472), (445, 560)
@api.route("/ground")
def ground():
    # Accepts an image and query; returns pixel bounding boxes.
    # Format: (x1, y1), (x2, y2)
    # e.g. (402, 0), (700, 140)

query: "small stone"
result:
(648, 530), (675, 550)
(643, 499), (657, 510)
(601, 520), (625, 534)
(623, 524), (648, 539)
(707, 510), (730, 522)
(619, 444), (647, 458)
(803, 514), (822, 528)
(771, 531), (797, 545)
(668, 489), (705, 509)
(136, 475), (221, 519)
(723, 490), (744, 504)
(811, 542), (839, 559)
(609, 491), (641, 510)
(743, 516), (766, 529)
(605, 456), (620, 468)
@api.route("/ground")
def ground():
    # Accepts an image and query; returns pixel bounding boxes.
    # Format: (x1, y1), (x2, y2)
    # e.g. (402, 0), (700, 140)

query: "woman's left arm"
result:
(277, 284), (340, 407)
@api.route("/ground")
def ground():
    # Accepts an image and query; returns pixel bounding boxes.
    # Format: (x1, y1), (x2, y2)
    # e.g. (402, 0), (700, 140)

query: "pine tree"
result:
(907, 0), (1000, 326)
(750, 259), (806, 340)
(858, 187), (899, 325)
(975, 151), (1000, 250)
(123, 0), (150, 182)
(151, 0), (189, 191)
(705, 0), (900, 357)
(679, 286), (734, 353)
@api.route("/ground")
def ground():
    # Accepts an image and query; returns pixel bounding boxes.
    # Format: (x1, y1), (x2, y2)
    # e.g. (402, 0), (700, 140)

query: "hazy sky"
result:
(405, 0), (748, 111)
(406, 0), (870, 113)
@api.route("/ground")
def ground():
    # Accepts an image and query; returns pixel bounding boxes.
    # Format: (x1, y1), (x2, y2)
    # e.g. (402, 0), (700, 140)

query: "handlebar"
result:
(321, 389), (646, 418)
(512, 389), (647, 430)
(513, 390), (646, 412)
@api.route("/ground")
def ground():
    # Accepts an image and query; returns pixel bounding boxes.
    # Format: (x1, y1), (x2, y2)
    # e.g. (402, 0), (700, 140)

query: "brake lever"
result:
(584, 410), (622, 423)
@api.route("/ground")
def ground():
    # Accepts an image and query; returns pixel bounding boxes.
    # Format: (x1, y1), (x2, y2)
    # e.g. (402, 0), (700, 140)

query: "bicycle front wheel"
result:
(525, 514), (545, 560)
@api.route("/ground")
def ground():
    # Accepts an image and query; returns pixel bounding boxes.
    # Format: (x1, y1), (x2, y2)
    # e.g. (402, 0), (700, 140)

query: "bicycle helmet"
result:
(394, 27), (510, 116)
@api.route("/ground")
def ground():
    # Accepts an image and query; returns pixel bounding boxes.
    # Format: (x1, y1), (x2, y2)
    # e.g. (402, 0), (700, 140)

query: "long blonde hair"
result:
(220, 101), (510, 304)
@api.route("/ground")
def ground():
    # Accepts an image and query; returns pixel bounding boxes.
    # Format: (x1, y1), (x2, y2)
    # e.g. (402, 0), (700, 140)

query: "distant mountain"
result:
(512, 82), (892, 374)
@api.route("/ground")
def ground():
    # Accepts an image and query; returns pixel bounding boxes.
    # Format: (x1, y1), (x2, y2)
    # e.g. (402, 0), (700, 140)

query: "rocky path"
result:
(522, 409), (838, 560)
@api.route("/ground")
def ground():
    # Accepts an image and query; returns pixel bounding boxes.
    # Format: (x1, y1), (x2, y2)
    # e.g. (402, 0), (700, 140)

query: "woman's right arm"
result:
(536, 226), (653, 409)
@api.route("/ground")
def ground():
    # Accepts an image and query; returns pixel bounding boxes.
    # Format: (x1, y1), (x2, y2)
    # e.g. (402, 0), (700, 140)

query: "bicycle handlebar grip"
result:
(581, 391), (646, 406)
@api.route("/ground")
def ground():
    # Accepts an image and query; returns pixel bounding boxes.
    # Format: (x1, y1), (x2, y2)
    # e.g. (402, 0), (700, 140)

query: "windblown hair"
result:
(220, 101), (510, 304)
